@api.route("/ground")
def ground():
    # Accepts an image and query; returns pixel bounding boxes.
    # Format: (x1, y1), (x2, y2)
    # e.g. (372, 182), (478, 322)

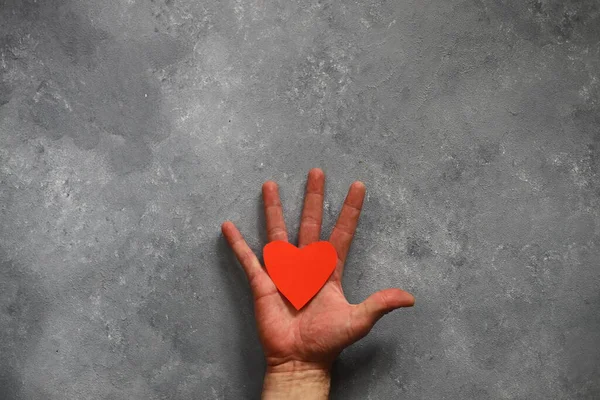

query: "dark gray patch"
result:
(51, 9), (109, 67)
(483, 53), (499, 71)
(150, 373), (232, 400)
(475, 142), (500, 165)
(100, 180), (149, 220)
(26, 80), (69, 137)
(107, 139), (154, 176)
(0, 0), (48, 19)
(382, 154), (401, 172)
(20, 79), (102, 149)
(0, 369), (20, 400)
(70, 117), (101, 150)
(0, 81), (12, 106)
(139, 33), (191, 70)
(449, 255), (466, 267)
(360, 193), (406, 237)
(135, 243), (220, 365)
(0, 35), (19, 58)
(550, 7), (585, 41)
(554, 247), (600, 398)
(170, 154), (203, 183)
(457, 382), (491, 399)
(406, 237), (432, 258)
(477, 0), (600, 45)
(11, 8), (190, 171)
(434, 30), (503, 95)
(331, 341), (398, 398)
(329, 89), (383, 153)
(0, 253), (49, 400)
(463, 298), (529, 371)
(441, 155), (466, 183)
(400, 86), (411, 101)
(447, 219), (469, 249)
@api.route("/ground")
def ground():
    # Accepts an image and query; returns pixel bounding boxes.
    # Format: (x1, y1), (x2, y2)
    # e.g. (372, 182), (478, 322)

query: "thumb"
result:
(352, 288), (415, 339)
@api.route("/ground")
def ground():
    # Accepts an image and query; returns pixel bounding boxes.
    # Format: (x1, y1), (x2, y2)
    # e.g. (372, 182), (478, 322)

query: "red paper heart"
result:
(263, 240), (337, 310)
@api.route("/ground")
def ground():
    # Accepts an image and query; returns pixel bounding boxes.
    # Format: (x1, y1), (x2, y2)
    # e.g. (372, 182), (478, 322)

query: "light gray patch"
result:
(362, 1), (397, 29)
(278, 47), (345, 107)
(0, 34), (28, 94)
(589, 143), (600, 181)
(446, 219), (470, 267)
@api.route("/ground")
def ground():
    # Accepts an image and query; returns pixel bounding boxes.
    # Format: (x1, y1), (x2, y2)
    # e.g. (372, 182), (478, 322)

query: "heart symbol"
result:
(263, 240), (337, 310)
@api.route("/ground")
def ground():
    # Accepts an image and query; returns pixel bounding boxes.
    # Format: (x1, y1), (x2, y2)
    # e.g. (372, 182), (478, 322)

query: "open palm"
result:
(221, 168), (414, 372)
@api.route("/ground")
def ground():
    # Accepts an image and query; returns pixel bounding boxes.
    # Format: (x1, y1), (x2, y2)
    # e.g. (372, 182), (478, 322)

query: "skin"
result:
(221, 168), (415, 399)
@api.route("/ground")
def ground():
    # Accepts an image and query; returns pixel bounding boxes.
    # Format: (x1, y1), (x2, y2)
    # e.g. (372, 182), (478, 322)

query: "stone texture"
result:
(1, 0), (599, 398)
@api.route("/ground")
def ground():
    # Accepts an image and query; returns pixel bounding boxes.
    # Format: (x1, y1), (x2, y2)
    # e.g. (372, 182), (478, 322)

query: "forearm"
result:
(261, 364), (331, 400)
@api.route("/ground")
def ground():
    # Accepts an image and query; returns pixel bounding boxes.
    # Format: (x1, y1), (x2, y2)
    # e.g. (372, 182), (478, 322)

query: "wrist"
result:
(262, 361), (331, 400)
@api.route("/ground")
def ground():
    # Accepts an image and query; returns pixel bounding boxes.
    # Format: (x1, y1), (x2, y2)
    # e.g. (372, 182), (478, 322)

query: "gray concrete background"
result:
(1, 0), (599, 398)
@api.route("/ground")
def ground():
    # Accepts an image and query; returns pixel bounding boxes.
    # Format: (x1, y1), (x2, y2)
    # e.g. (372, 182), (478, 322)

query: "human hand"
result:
(221, 168), (415, 398)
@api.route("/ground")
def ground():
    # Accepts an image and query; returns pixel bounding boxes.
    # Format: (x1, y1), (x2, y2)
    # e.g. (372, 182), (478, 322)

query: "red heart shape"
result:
(263, 240), (337, 310)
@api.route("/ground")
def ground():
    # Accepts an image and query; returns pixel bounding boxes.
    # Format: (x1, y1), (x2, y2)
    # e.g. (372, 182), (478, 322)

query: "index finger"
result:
(328, 181), (366, 278)
(221, 221), (277, 299)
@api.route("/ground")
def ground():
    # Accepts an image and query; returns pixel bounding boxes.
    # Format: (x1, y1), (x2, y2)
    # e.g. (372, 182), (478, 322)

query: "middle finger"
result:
(298, 168), (325, 248)
(262, 180), (288, 242)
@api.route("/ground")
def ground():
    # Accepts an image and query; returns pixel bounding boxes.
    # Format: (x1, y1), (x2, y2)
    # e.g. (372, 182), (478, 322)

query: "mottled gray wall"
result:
(1, 0), (599, 399)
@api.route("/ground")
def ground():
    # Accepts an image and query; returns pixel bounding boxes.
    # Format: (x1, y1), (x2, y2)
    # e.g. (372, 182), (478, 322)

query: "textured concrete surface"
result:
(1, 0), (599, 399)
